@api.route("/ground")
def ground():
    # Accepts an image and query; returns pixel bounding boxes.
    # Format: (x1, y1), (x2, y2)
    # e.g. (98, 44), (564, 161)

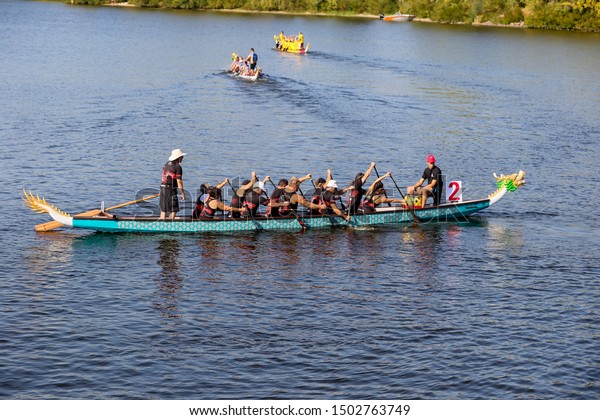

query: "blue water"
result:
(0, 0), (599, 399)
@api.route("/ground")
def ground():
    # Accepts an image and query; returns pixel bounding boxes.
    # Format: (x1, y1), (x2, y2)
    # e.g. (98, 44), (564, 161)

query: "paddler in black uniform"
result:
(243, 181), (271, 217)
(309, 175), (328, 215)
(322, 180), (351, 222)
(279, 175), (327, 216)
(201, 187), (244, 219)
(359, 172), (405, 213)
(346, 162), (376, 215)
(268, 179), (289, 217)
(230, 173), (257, 218)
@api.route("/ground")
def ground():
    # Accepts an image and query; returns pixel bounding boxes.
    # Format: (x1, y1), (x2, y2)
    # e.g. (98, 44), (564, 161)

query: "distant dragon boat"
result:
(274, 35), (310, 54)
(228, 52), (262, 80)
(24, 172), (525, 233)
(230, 68), (261, 81)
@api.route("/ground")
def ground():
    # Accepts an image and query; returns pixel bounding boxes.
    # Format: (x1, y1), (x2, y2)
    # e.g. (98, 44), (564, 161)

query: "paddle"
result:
(266, 179), (307, 230)
(389, 174), (419, 224)
(34, 193), (160, 232)
(373, 166), (392, 207)
(225, 179), (246, 219)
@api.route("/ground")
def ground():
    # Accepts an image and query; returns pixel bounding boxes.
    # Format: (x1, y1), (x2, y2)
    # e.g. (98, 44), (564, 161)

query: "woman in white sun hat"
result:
(159, 148), (186, 220)
(322, 180), (351, 222)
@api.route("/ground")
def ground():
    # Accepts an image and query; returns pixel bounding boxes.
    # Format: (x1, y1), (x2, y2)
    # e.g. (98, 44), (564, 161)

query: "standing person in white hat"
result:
(159, 148), (186, 220)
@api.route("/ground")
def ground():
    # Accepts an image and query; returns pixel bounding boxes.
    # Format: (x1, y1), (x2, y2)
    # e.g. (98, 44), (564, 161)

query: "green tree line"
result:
(64, 0), (600, 31)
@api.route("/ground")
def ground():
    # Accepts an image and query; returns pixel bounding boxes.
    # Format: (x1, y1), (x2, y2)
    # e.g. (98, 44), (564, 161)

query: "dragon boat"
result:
(274, 36), (310, 54)
(228, 68), (261, 81)
(24, 172), (525, 233)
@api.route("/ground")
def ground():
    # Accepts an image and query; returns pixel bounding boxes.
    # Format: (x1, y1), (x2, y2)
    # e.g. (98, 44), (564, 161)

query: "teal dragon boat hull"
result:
(68, 199), (490, 233)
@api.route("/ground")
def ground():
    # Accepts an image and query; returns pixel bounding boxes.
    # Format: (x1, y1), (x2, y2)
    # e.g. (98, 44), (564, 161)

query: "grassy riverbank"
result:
(63, 1), (600, 32)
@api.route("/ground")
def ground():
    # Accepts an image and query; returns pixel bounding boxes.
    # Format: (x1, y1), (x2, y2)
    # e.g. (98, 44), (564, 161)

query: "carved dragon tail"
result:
(23, 190), (73, 226)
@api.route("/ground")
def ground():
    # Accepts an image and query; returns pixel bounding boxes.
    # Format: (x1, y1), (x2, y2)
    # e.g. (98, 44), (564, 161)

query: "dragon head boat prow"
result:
(488, 170), (526, 205)
(22, 190), (73, 227)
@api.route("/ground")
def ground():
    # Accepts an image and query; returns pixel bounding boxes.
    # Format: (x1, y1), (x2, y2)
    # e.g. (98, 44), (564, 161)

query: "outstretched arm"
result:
(361, 162), (376, 184)
(330, 202), (350, 221)
(216, 178), (229, 190)
(217, 201), (243, 213)
(236, 172), (256, 196)
(376, 196), (404, 205)
(298, 174), (312, 184)
(297, 195), (326, 211)
(366, 172), (391, 195)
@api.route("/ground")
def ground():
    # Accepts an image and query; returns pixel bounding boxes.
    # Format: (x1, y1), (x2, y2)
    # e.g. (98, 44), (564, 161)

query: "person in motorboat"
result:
(322, 180), (351, 222)
(359, 172), (405, 213)
(159, 148), (186, 220)
(346, 162), (376, 215)
(407, 154), (443, 207)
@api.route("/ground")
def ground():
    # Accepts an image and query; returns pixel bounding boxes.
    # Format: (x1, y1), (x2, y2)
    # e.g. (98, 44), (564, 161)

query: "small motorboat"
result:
(380, 12), (416, 22)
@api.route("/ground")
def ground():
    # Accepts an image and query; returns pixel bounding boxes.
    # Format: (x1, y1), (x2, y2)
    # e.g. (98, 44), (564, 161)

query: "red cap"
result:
(426, 154), (436, 163)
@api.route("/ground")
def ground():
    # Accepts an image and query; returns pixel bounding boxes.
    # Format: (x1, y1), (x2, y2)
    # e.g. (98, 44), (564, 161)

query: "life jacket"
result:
(320, 191), (337, 215)
(252, 52), (258, 63)
(192, 200), (204, 219)
(309, 188), (324, 215)
(359, 194), (380, 214)
(346, 180), (365, 211)
(267, 188), (284, 217)
(311, 187), (325, 204)
(230, 193), (245, 217)
(279, 190), (297, 216)
(243, 191), (264, 217)
(201, 198), (217, 217)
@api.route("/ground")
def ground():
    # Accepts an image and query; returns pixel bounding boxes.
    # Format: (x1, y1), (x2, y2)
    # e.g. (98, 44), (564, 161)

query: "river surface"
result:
(1, 0), (599, 400)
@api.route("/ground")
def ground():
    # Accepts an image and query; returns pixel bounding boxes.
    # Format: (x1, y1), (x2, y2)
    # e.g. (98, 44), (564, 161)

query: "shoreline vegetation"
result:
(63, 1), (599, 32)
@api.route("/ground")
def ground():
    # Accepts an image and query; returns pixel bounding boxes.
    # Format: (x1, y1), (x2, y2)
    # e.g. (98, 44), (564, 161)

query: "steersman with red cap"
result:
(407, 154), (443, 208)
